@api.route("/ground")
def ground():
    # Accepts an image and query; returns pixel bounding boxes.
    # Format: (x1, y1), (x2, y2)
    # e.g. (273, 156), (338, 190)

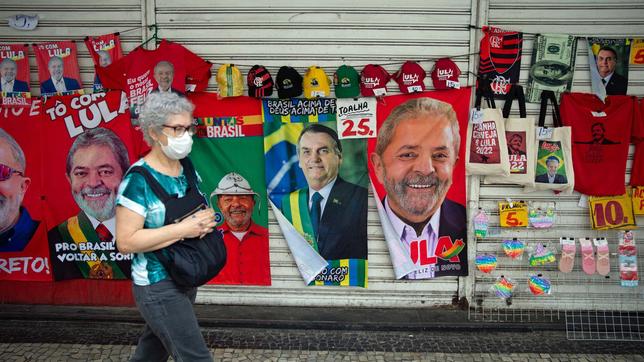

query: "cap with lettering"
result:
(303, 66), (331, 98)
(360, 64), (390, 97)
(334, 65), (360, 98)
(276, 66), (303, 98)
(216, 64), (244, 97)
(392, 61), (426, 94)
(431, 58), (461, 90)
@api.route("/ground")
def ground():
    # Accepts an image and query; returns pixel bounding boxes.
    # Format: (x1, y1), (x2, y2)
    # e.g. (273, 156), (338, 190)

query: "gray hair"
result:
(0, 58), (17, 68)
(66, 128), (130, 176)
(48, 56), (63, 68)
(154, 60), (174, 73)
(375, 97), (460, 156)
(138, 92), (194, 146)
(0, 128), (26, 171)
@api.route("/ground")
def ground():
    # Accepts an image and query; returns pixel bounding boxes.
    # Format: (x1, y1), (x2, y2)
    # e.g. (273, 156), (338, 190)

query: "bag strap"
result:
(538, 90), (562, 128)
(475, 77), (496, 110)
(126, 165), (173, 202)
(179, 157), (198, 189)
(502, 85), (526, 119)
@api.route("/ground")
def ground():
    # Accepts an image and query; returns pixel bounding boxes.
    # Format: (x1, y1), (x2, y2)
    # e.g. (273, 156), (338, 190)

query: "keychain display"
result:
(492, 275), (515, 300)
(502, 238), (525, 259)
(528, 202), (556, 228)
(474, 208), (490, 238)
(528, 274), (552, 296)
(476, 254), (498, 273)
(529, 243), (556, 266)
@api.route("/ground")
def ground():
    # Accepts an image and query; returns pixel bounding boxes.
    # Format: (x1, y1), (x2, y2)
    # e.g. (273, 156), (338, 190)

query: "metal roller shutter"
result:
(0, 0), (145, 96)
(1, 0), (641, 311)
(471, 0), (644, 315)
(153, 0), (476, 307)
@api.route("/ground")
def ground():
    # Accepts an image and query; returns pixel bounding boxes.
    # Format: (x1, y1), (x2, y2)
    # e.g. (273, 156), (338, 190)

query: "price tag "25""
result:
(339, 118), (376, 139)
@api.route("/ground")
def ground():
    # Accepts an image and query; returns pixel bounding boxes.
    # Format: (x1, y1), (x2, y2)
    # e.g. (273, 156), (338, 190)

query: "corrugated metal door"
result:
(1, 0), (641, 310)
(153, 0), (477, 307)
(0, 0), (146, 96)
(471, 0), (644, 312)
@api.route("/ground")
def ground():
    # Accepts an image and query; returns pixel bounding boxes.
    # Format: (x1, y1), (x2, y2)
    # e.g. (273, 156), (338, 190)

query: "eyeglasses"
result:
(161, 124), (197, 137)
(0, 163), (23, 181)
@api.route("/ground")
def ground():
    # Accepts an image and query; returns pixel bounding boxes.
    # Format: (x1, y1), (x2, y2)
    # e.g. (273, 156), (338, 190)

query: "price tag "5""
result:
(498, 200), (528, 228)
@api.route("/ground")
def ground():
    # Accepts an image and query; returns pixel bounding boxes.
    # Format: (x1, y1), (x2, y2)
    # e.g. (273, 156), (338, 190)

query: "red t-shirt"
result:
(630, 98), (644, 186)
(561, 92), (640, 196)
(97, 39), (211, 118)
(208, 222), (271, 286)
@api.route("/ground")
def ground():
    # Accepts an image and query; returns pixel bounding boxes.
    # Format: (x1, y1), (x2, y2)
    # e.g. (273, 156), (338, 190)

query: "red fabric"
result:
(208, 222), (271, 286)
(0, 44), (30, 92)
(431, 58), (461, 90)
(0, 98), (135, 304)
(84, 33), (123, 67)
(40, 91), (147, 228)
(630, 98), (644, 186)
(360, 64), (390, 96)
(97, 39), (211, 117)
(560, 92), (638, 196)
(33, 41), (83, 93)
(367, 87), (472, 206)
(392, 61), (426, 94)
(0, 102), (50, 281)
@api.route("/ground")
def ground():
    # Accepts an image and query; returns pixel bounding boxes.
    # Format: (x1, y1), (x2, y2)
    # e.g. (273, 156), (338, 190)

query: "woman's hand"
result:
(178, 207), (216, 239)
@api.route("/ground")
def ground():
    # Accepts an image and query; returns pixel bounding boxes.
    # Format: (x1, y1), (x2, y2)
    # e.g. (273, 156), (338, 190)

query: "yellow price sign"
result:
(588, 193), (637, 230)
(629, 38), (644, 65)
(632, 186), (644, 215)
(498, 201), (528, 228)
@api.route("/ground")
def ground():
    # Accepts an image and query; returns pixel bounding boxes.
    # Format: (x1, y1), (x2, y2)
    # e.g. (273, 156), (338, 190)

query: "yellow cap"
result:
(216, 64), (244, 97)
(303, 66), (330, 98)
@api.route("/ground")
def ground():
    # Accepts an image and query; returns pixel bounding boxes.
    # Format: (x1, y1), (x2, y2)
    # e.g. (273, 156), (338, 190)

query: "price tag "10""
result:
(588, 193), (637, 230)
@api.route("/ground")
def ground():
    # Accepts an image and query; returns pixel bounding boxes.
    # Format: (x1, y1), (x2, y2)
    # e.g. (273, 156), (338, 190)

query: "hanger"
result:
(138, 24), (159, 49)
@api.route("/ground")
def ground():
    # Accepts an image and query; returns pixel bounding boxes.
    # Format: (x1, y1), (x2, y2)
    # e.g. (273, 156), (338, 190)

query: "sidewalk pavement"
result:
(0, 304), (642, 360)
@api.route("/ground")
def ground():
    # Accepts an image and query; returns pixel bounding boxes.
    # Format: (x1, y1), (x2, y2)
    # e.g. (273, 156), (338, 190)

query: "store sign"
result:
(498, 200), (528, 228)
(588, 193), (637, 230)
(632, 186), (644, 215)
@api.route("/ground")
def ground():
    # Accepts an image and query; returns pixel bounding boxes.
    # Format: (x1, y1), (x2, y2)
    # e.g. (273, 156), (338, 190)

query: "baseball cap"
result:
(247, 65), (274, 98)
(333, 65), (360, 98)
(393, 61), (426, 94)
(303, 66), (331, 98)
(276, 66), (303, 98)
(216, 64), (244, 97)
(360, 64), (390, 97)
(431, 58), (461, 90)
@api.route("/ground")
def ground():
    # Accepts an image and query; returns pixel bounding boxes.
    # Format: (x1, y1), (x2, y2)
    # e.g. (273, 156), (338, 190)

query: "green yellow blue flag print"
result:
(263, 98), (369, 287)
(189, 93), (271, 286)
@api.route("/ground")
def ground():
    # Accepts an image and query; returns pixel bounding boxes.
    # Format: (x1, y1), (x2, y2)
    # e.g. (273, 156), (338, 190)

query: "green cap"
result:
(334, 65), (360, 98)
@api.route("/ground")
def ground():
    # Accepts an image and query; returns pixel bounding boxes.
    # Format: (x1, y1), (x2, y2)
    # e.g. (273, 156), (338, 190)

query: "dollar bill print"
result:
(526, 34), (578, 103)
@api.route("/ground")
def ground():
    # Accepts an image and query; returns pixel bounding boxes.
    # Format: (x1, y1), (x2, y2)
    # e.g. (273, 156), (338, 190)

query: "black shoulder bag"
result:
(127, 158), (226, 287)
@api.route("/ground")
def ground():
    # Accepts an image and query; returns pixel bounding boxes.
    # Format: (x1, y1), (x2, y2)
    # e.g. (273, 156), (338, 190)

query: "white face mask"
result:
(160, 131), (193, 160)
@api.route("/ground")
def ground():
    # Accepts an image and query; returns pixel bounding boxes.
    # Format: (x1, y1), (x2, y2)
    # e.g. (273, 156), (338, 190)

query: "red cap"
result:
(393, 61), (426, 94)
(360, 64), (390, 96)
(431, 58), (461, 90)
